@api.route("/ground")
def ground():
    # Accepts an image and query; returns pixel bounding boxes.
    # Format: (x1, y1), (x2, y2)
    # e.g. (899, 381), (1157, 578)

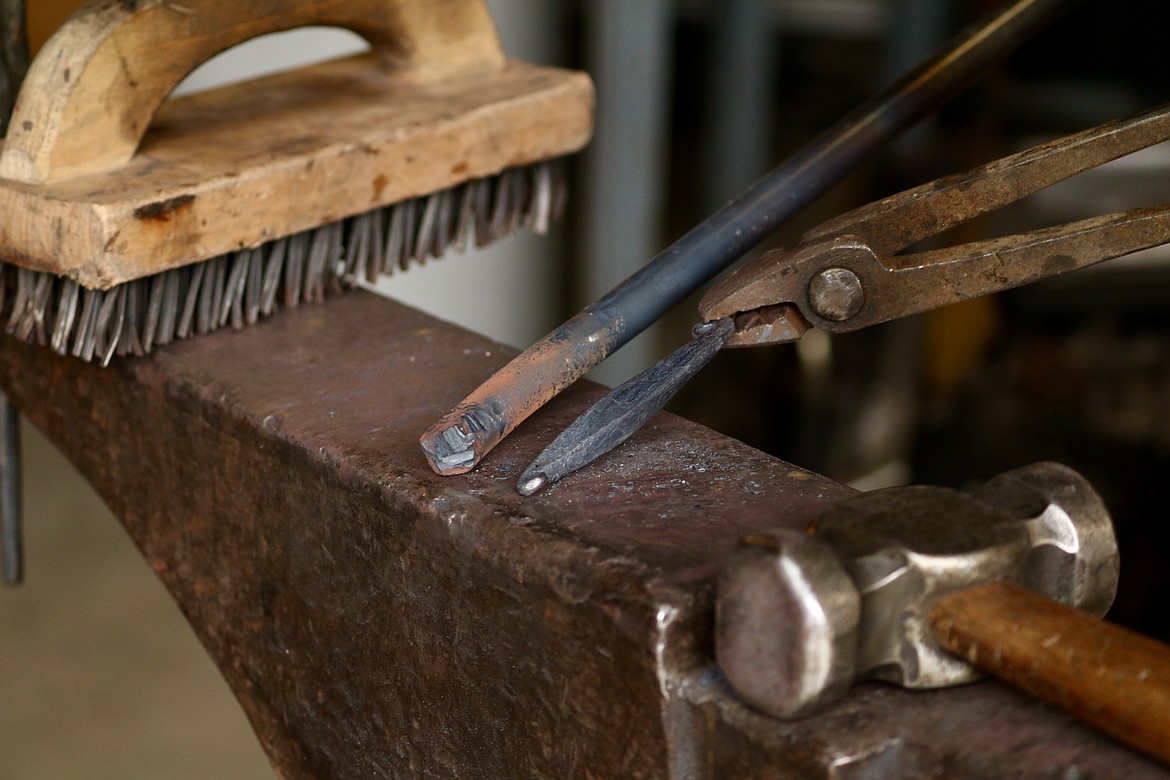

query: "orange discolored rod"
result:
(420, 308), (617, 475)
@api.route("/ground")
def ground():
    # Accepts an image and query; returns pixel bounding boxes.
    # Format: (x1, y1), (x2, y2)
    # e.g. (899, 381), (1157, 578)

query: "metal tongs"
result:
(702, 104), (1170, 346)
(518, 103), (1170, 494)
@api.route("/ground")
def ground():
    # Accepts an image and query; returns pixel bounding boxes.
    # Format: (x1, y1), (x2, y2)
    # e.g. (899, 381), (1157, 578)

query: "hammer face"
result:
(819, 486), (1030, 688)
(716, 530), (861, 718)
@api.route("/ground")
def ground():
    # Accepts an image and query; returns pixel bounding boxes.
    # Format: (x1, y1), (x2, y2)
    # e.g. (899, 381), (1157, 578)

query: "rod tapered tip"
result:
(517, 472), (549, 496)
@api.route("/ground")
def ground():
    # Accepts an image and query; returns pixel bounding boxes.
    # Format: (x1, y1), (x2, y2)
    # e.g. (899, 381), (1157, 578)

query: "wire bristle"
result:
(0, 160), (568, 366)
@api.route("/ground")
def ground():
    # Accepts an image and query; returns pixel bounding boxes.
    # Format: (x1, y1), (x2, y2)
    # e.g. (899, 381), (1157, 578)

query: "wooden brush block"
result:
(0, 0), (594, 289)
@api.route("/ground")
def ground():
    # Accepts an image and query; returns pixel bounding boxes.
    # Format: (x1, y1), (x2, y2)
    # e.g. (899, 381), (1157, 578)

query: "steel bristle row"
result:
(0, 161), (568, 366)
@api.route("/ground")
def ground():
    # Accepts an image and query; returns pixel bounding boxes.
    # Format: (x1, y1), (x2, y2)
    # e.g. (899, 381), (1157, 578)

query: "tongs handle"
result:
(701, 102), (1170, 338)
(809, 102), (1170, 257)
(813, 205), (1170, 334)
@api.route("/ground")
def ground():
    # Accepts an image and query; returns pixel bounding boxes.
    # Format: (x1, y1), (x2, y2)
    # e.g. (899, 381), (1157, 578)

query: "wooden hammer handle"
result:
(0, 0), (504, 184)
(930, 580), (1170, 765)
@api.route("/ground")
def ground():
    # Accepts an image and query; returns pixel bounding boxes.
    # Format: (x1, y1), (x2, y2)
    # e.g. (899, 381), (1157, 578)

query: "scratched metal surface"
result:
(0, 289), (1164, 778)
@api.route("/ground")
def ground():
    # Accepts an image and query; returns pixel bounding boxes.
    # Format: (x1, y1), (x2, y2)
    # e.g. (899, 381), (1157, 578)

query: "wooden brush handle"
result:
(930, 580), (1170, 765)
(0, 0), (504, 184)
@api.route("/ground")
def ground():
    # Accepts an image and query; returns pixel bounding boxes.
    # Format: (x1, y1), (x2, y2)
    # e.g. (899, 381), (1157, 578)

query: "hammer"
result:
(717, 462), (1170, 764)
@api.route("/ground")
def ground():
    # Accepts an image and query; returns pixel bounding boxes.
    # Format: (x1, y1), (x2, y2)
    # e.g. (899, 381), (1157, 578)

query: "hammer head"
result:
(716, 462), (1118, 719)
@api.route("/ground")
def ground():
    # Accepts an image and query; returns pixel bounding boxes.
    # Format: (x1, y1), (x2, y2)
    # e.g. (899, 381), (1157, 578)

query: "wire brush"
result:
(0, 0), (593, 366)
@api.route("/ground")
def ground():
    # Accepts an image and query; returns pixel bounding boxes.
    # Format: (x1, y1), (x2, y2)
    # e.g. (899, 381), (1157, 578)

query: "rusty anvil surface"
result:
(0, 289), (1164, 779)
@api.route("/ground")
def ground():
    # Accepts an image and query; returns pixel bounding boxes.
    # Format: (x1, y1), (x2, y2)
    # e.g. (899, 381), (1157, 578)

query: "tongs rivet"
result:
(808, 267), (865, 322)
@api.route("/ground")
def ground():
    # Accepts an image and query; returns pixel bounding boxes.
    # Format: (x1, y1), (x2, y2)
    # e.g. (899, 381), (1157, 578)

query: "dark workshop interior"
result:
(4, 0), (1170, 777)
(662, 0), (1170, 642)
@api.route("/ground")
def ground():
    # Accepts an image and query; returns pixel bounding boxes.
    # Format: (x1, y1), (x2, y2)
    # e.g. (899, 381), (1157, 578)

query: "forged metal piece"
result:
(518, 318), (734, 495)
(0, 160), (567, 365)
(421, 0), (1080, 476)
(0, 291), (1163, 777)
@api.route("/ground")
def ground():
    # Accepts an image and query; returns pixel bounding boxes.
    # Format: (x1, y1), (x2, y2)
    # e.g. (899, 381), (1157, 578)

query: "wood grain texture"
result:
(931, 580), (1170, 765)
(2, 0), (504, 183)
(0, 0), (594, 289)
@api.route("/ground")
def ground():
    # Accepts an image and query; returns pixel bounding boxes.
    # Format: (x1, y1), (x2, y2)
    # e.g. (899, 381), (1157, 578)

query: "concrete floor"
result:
(0, 421), (273, 779)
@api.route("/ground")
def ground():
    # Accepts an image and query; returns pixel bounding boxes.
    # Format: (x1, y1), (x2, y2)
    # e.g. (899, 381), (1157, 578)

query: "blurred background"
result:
(6, 0), (1170, 776)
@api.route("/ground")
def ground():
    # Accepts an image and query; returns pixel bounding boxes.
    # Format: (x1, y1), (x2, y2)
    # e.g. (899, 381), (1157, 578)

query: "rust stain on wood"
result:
(133, 193), (196, 221)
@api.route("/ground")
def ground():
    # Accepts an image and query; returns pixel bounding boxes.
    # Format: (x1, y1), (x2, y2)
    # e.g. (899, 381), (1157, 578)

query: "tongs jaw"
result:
(701, 103), (1170, 347)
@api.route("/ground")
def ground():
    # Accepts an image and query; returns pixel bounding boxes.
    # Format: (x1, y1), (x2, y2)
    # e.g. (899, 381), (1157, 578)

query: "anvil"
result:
(0, 290), (1162, 778)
